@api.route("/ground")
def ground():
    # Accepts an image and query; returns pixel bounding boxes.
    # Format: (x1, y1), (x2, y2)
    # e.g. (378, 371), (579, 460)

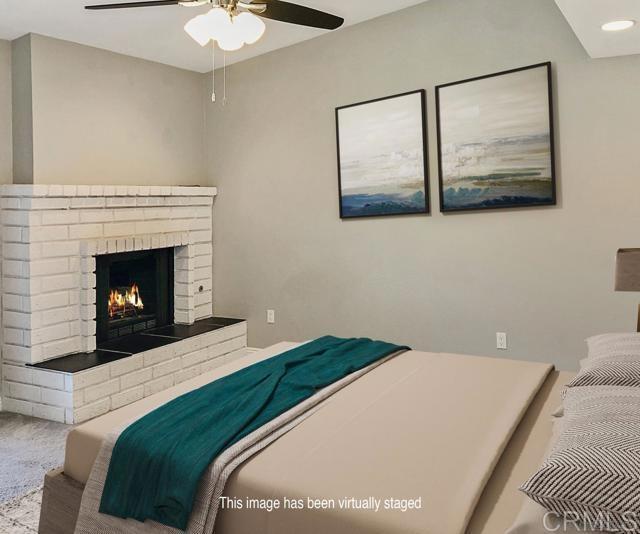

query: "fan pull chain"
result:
(223, 51), (227, 106)
(211, 43), (216, 103)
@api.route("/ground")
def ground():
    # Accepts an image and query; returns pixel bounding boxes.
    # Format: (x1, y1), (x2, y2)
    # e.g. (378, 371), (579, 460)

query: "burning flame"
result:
(108, 283), (144, 318)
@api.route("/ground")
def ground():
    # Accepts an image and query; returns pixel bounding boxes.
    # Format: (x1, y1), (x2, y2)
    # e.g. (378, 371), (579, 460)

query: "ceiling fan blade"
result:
(256, 0), (344, 30)
(85, 0), (180, 10)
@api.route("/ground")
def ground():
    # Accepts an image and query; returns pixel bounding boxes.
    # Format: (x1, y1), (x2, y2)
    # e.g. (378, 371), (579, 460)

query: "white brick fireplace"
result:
(0, 185), (248, 423)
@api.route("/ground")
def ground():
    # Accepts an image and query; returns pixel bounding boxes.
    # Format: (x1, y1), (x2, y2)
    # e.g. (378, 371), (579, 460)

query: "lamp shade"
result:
(615, 248), (640, 292)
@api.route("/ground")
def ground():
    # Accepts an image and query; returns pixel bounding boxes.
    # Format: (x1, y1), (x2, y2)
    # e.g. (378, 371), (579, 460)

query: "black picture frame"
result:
(335, 89), (430, 219)
(435, 62), (557, 213)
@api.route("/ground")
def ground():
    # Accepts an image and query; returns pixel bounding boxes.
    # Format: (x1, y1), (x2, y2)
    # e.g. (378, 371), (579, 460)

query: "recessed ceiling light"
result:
(601, 20), (636, 32)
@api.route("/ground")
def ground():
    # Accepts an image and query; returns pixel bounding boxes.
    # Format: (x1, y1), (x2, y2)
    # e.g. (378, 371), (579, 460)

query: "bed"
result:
(39, 341), (574, 534)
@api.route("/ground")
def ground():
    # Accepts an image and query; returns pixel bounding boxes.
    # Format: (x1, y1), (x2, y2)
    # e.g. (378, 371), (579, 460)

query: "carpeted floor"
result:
(0, 412), (71, 504)
(0, 487), (42, 533)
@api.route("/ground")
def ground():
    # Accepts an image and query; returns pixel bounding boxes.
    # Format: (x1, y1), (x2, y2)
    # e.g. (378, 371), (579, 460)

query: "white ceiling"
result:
(555, 0), (640, 58)
(1, 1), (637, 72)
(0, 0), (429, 73)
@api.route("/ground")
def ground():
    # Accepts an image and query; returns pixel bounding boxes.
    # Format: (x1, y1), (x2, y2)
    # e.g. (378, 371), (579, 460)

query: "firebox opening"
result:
(96, 248), (174, 343)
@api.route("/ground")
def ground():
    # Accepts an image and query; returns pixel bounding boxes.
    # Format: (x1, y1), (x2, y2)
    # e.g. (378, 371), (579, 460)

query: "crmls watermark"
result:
(543, 511), (639, 532)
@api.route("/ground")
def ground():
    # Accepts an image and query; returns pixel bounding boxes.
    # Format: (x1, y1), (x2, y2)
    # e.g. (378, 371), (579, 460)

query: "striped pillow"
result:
(521, 389), (640, 533)
(567, 362), (640, 388)
(562, 385), (640, 416)
(586, 353), (640, 373)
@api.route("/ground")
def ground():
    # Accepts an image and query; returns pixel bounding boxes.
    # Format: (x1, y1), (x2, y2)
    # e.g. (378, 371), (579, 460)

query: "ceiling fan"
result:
(85, 0), (345, 51)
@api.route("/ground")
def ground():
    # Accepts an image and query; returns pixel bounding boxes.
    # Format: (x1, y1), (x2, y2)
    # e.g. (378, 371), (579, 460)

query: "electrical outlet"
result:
(267, 309), (275, 324)
(496, 332), (508, 350)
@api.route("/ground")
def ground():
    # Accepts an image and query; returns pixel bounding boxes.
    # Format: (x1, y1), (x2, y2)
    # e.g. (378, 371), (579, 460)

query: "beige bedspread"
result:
(65, 343), (552, 534)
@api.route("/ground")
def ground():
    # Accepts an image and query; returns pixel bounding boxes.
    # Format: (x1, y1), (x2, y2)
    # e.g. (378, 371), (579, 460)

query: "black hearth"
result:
(96, 248), (174, 342)
(30, 317), (245, 374)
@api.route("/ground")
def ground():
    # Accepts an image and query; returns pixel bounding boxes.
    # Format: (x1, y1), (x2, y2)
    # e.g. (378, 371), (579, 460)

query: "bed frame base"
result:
(39, 468), (84, 534)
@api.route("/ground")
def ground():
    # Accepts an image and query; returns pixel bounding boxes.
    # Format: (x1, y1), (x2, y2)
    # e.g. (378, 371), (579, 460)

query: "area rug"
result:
(0, 412), (71, 503)
(0, 487), (42, 533)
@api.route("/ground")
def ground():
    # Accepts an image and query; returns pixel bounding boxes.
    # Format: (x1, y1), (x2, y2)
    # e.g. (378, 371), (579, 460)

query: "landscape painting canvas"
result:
(436, 63), (556, 212)
(336, 90), (428, 218)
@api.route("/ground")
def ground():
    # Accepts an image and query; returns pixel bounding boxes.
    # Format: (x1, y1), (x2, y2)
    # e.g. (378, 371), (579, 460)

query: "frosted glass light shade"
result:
(217, 34), (245, 51)
(184, 14), (212, 47)
(234, 12), (266, 45)
(206, 6), (233, 36)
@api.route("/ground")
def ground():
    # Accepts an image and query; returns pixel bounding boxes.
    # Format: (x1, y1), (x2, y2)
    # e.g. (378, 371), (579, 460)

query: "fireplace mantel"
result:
(0, 184), (242, 423)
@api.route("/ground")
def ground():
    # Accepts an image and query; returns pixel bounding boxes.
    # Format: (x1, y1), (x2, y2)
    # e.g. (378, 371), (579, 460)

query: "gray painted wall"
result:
(205, 0), (640, 371)
(18, 34), (207, 185)
(0, 39), (11, 184)
(0, 39), (8, 407)
(11, 35), (33, 184)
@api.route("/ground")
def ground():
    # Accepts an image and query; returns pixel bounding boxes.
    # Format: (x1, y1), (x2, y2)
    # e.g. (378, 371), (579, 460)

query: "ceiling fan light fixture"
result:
(184, 6), (266, 51)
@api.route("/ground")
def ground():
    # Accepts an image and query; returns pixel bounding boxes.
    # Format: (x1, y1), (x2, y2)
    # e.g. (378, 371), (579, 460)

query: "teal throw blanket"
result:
(99, 335), (407, 529)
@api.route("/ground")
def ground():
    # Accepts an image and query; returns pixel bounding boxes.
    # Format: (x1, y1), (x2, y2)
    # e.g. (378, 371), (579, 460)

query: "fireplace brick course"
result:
(0, 323), (248, 424)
